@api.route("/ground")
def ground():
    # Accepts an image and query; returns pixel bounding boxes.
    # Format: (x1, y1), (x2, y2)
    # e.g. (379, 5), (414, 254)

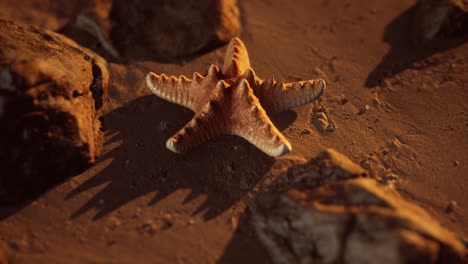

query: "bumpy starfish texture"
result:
(146, 38), (325, 157)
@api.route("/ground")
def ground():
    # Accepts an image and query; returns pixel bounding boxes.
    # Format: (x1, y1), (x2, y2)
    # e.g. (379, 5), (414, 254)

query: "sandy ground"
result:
(0, 0), (467, 263)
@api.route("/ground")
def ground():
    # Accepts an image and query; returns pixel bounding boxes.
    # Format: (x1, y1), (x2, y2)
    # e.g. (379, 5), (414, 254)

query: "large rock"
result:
(412, 0), (467, 41)
(0, 0), (85, 31)
(110, 0), (241, 61)
(0, 19), (109, 203)
(251, 149), (468, 264)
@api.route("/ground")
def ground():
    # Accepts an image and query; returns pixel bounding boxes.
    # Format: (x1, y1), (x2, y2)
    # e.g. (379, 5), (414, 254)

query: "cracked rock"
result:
(0, 19), (109, 203)
(251, 149), (467, 264)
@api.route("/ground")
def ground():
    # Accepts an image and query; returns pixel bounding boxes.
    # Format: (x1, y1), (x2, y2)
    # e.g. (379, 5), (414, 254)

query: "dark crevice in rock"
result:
(72, 90), (81, 98)
(337, 214), (357, 263)
(90, 59), (103, 110)
(30, 27), (56, 42)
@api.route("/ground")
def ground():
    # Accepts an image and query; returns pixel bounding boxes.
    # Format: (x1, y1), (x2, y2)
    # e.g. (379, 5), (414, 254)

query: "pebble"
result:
(453, 160), (459, 167)
(313, 112), (329, 133)
(446, 201), (458, 213)
(358, 105), (370, 115)
(382, 173), (399, 186)
(301, 128), (312, 135)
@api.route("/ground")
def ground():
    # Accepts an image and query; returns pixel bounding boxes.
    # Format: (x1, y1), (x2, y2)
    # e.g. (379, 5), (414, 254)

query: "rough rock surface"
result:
(0, 19), (109, 203)
(110, 0), (241, 61)
(251, 149), (468, 264)
(413, 0), (467, 41)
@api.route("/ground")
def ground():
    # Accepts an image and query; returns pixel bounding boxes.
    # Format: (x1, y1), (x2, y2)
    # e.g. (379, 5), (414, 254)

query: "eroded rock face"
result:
(251, 149), (468, 264)
(0, 19), (109, 203)
(110, 0), (241, 61)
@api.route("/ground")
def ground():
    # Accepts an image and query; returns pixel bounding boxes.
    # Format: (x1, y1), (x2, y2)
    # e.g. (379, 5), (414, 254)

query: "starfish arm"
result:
(222, 37), (251, 77)
(166, 99), (225, 154)
(147, 65), (221, 111)
(231, 80), (292, 157)
(259, 78), (326, 113)
(146, 72), (197, 110)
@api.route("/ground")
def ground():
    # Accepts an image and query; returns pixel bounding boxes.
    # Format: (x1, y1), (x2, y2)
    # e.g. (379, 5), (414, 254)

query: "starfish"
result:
(146, 38), (325, 157)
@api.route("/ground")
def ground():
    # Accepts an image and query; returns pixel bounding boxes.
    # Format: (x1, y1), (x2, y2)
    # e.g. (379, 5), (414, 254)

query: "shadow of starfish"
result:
(66, 95), (296, 220)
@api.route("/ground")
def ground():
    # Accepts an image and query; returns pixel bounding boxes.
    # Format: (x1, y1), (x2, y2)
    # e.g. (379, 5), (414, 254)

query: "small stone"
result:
(107, 216), (122, 229)
(188, 219), (196, 225)
(137, 221), (157, 235)
(453, 160), (459, 166)
(382, 173), (399, 186)
(313, 112), (329, 133)
(446, 201), (458, 213)
(358, 105), (370, 115)
(372, 97), (382, 108)
(301, 129), (312, 136)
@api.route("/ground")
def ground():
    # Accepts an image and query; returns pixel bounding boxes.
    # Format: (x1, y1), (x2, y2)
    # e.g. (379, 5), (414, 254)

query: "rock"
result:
(57, 1), (119, 60)
(446, 201), (458, 213)
(110, 0), (241, 61)
(412, 0), (467, 41)
(267, 149), (368, 193)
(313, 112), (329, 133)
(358, 104), (370, 115)
(0, 0), (117, 60)
(251, 149), (467, 264)
(0, 19), (109, 203)
(0, 0), (84, 31)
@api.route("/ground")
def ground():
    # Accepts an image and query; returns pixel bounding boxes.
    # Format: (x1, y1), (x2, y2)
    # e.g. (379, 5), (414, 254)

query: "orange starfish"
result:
(146, 38), (325, 157)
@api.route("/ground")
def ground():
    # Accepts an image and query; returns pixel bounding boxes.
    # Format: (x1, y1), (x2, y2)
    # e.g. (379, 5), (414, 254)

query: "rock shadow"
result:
(365, 4), (467, 88)
(66, 95), (295, 220)
(216, 212), (271, 264)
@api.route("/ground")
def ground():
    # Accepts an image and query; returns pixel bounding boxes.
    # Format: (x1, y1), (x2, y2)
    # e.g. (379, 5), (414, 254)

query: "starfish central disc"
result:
(146, 38), (326, 157)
